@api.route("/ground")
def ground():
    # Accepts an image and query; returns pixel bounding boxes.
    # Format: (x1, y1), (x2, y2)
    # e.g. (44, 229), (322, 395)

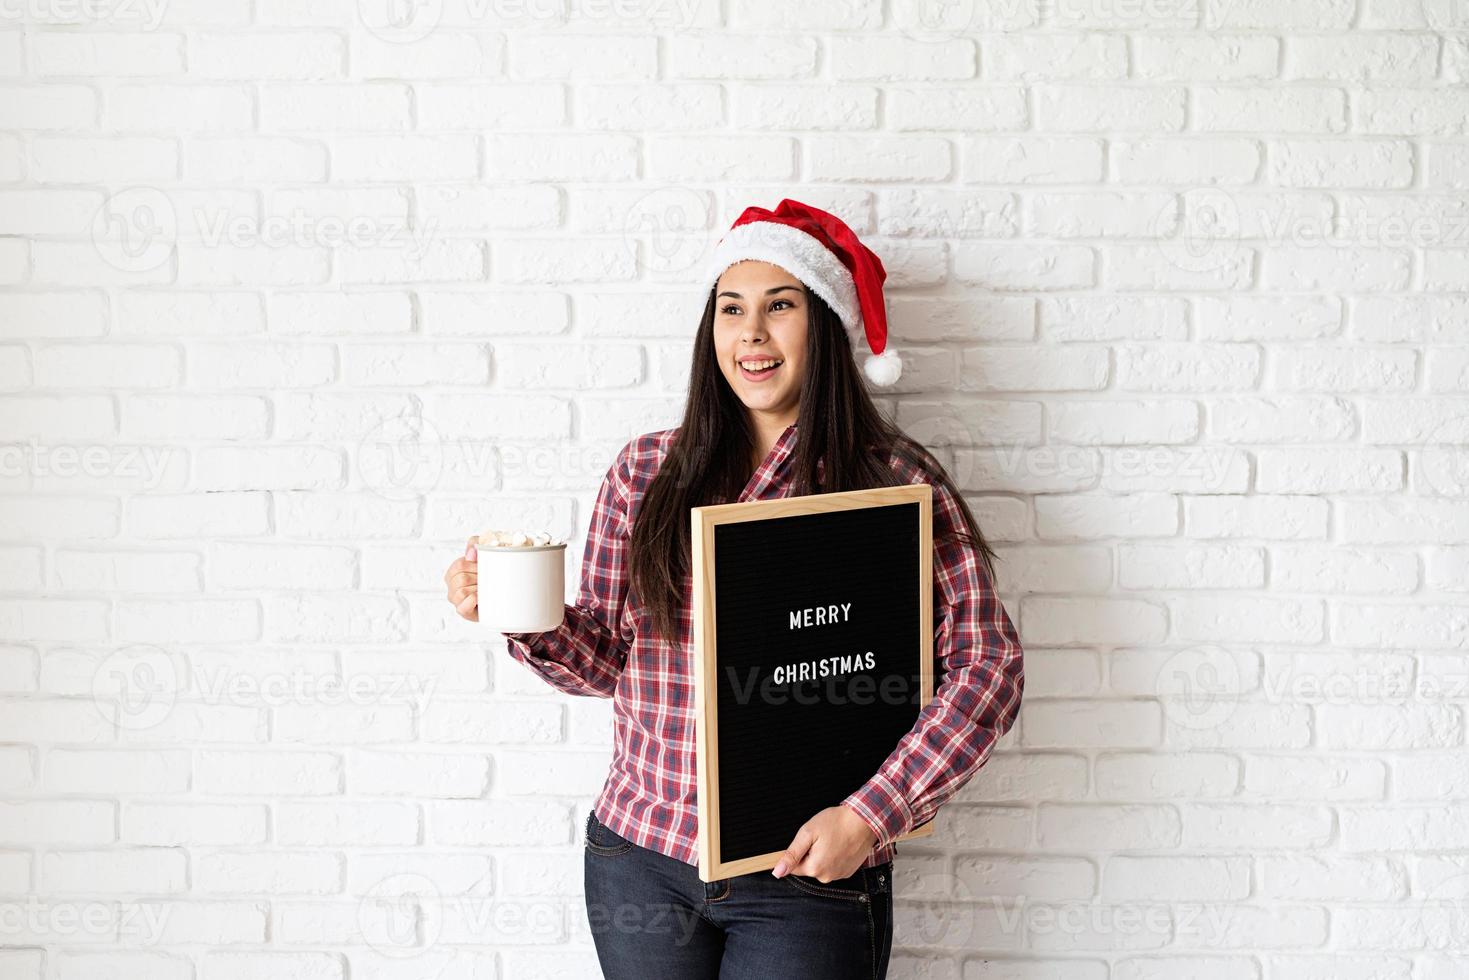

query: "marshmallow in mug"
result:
(476, 528), (560, 548)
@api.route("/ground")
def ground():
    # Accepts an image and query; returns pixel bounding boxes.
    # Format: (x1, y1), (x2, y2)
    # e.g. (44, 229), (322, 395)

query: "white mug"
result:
(477, 541), (567, 633)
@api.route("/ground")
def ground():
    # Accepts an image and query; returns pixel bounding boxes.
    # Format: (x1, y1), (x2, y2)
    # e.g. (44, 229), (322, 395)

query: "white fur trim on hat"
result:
(706, 221), (865, 340)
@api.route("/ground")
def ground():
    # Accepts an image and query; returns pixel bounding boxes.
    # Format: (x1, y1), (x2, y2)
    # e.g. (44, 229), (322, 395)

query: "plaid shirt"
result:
(502, 421), (1024, 871)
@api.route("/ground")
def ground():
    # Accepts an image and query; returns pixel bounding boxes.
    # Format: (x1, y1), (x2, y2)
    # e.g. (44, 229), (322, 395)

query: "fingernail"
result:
(772, 862), (786, 877)
(466, 543), (477, 560)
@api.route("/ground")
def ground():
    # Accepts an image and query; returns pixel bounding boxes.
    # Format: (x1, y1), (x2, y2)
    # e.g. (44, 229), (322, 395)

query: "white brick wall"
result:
(1, 0), (1467, 976)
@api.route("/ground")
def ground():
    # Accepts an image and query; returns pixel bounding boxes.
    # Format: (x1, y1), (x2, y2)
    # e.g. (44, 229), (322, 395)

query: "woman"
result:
(444, 199), (1025, 979)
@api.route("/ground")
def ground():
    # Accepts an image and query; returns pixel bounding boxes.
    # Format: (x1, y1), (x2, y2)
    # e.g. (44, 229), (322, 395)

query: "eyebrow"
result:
(716, 285), (803, 299)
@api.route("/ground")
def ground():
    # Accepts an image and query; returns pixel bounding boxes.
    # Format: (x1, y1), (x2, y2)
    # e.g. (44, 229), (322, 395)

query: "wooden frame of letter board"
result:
(691, 482), (937, 882)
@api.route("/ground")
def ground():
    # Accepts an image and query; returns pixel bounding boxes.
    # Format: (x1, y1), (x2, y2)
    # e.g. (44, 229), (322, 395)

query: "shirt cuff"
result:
(841, 771), (914, 847)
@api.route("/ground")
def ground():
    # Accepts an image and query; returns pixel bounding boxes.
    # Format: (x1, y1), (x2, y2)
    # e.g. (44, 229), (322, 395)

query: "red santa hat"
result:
(703, 198), (902, 387)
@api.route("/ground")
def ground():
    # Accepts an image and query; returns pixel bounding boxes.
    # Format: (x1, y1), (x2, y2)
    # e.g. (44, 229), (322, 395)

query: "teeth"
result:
(742, 359), (782, 371)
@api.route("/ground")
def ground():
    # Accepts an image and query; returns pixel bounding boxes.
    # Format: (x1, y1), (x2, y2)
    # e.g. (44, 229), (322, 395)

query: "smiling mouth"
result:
(738, 358), (783, 379)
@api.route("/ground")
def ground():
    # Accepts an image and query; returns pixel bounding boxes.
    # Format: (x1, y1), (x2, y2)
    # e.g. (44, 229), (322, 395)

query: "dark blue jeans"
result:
(583, 808), (893, 979)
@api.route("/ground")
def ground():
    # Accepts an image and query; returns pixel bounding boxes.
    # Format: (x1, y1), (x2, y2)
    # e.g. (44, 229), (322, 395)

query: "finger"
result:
(443, 572), (475, 599)
(446, 568), (477, 589)
(793, 846), (828, 875)
(443, 557), (476, 588)
(465, 537), (478, 560)
(454, 588), (478, 622)
(772, 824), (814, 877)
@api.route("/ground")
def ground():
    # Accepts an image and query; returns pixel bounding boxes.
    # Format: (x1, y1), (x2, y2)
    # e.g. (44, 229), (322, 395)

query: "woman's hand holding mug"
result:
(444, 537), (479, 622)
(445, 531), (567, 633)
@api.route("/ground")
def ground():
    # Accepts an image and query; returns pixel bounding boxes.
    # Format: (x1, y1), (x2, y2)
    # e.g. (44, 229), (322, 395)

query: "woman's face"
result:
(712, 260), (808, 419)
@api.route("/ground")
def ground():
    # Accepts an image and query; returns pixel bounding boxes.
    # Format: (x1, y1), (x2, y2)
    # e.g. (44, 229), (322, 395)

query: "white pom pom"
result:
(862, 347), (903, 386)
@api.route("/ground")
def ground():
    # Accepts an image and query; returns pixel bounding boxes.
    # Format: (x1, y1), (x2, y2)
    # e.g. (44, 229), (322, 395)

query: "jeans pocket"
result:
(782, 866), (874, 902)
(584, 810), (634, 856)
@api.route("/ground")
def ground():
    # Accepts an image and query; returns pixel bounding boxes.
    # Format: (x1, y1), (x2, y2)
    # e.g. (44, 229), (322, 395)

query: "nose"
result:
(741, 311), (770, 342)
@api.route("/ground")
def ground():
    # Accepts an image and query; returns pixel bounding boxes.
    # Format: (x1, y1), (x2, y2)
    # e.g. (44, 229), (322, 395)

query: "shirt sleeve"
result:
(840, 475), (1025, 846)
(499, 438), (634, 699)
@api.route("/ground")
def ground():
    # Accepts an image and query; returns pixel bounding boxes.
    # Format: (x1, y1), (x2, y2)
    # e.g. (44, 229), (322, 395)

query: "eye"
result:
(770, 299), (794, 311)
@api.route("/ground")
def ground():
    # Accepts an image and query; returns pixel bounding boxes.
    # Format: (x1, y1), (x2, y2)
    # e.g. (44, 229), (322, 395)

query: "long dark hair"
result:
(629, 283), (1000, 645)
